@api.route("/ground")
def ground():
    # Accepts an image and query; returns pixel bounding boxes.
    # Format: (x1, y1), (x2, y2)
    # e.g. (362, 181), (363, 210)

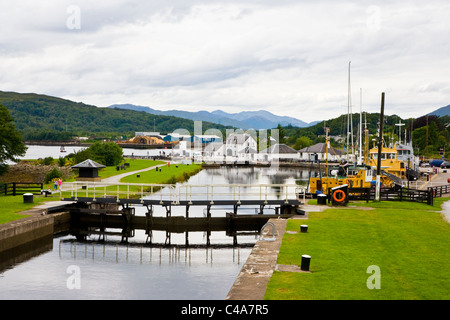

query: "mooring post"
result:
(375, 92), (385, 201)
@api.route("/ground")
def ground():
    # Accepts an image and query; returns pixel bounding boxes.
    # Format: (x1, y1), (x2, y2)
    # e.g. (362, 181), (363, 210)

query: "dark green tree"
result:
(88, 141), (123, 166)
(67, 141), (123, 166)
(0, 104), (27, 175)
(412, 122), (439, 155)
(293, 136), (313, 150)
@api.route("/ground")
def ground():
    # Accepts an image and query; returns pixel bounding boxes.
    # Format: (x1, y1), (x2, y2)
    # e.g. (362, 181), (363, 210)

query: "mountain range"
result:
(108, 104), (319, 130)
(428, 104), (450, 117)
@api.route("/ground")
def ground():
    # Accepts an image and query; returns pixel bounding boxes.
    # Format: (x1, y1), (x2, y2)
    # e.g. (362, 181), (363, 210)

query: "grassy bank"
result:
(120, 163), (202, 185)
(265, 199), (450, 300)
(0, 195), (59, 224)
(98, 158), (166, 179)
(0, 162), (202, 224)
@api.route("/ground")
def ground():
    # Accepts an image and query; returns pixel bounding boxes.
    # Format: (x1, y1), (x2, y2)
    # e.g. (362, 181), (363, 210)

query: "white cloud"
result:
(0, 0), (449, 123)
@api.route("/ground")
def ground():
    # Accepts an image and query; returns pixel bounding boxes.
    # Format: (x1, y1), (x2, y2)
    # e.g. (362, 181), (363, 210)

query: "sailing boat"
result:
(367, 121), (420, 181)
(309, 64), (396, 197)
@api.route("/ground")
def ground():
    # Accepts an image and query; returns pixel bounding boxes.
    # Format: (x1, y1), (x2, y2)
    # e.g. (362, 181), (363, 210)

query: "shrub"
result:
(58, 157), (66, 166)
(43, 157), (54, 165)
(44, 168), (62, 183)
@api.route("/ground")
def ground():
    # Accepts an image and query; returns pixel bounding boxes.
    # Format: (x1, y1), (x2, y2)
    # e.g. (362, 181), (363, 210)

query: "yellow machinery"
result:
(309, 163), (395, 196)
(368, 144), (407, 180)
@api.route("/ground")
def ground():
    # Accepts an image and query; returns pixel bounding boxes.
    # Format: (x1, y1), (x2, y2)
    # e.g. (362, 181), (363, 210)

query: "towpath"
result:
(100, 162), (167, 184)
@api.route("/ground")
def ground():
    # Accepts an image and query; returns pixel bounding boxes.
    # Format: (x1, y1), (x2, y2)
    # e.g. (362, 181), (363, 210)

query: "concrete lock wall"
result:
(0, 215), (56, 253)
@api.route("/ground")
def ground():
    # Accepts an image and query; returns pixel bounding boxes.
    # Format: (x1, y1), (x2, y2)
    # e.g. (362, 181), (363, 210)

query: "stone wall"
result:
(0, 212), (70, 253)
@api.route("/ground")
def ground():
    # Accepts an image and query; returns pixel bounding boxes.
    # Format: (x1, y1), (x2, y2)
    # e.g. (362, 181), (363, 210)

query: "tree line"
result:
(282, 112), (450, 159)
(0, 91), (233, 141)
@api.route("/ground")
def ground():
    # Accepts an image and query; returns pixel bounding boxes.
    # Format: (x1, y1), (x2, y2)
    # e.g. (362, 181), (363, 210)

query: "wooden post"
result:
(375, 92), (385, 201)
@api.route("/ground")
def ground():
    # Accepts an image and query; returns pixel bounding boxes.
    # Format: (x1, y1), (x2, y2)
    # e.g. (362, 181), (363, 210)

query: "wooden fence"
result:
(1, 182), (44, 196)
(428, 184), (450, 198)
(342, 187), (435, 205)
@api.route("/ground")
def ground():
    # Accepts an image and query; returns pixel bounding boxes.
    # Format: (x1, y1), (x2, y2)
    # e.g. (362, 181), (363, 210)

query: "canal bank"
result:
(226, 205), (326, 300)
(0, 201), (71, 254)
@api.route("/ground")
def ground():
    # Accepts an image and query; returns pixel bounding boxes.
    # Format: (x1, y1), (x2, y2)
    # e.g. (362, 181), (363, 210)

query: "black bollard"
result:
(300, 225), (308, 233)
(301, 255), (311, 271)
(23, 193), (33, 204)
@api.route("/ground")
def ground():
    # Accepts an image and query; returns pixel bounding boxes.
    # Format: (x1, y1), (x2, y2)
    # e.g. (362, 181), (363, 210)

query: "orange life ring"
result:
(333, 189), (346, 203)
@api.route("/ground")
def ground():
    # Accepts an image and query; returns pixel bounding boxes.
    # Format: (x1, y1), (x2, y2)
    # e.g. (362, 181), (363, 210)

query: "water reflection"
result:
(0, 235), (53, 273)
(196, 167), (310, 186)
(0, 165), (310, 300)
(58, 238), (249, 267)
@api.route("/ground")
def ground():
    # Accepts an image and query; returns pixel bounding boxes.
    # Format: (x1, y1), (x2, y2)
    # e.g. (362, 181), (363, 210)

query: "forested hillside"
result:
(0, 91), (232, 141)
(284, 112), (450, 158)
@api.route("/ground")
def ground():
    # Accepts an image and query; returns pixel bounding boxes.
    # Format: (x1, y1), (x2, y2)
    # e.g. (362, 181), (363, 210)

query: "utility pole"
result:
(375, 92), (385, 201)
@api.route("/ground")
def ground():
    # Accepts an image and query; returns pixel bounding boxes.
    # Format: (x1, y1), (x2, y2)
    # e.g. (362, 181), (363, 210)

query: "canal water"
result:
(20, 144), (166, 160)
(0, 147), (311, 300)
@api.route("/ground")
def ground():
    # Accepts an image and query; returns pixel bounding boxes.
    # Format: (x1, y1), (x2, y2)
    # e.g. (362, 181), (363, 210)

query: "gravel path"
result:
(100, 163), (167, 184)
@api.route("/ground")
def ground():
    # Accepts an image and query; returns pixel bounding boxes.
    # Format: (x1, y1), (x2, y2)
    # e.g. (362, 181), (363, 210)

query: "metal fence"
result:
(61, 181), (306, 205)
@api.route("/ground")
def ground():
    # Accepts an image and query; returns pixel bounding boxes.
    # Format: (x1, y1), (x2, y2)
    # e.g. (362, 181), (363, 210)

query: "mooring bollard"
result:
(300, 225), (308, 233)
(301, 255), (311, 271)
(23, 193), (33, 204)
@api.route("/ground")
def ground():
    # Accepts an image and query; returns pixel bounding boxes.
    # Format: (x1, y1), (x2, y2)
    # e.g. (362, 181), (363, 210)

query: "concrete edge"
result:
(225, 218), (287, 300)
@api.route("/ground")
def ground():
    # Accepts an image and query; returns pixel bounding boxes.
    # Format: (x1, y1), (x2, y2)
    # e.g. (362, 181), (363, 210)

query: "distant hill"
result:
(108, 104), (318, 129)
(428, 105), (450, 117)
(0, 91), (232, 141)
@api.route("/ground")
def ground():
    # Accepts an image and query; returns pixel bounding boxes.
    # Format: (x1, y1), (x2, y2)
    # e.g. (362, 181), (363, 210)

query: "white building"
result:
(225, 133), (258, 157)
(201, 132), (258, 163)
(259, 144), (300, 162)
(298, 142), (346, 162)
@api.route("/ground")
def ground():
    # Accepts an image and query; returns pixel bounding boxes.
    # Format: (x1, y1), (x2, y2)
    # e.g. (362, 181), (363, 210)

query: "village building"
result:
(163, 133), (192, 143)
(225, 133), (258, 161)
(259, 143), (300, 162)
(192, 134), (222, 144)
(71, 159), (106, 181)
(298, 142), (346, 162)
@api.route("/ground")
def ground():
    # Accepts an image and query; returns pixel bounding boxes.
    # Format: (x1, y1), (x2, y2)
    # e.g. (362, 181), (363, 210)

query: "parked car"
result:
(441, 161), (450, 168)
(430, 159), (444, 167)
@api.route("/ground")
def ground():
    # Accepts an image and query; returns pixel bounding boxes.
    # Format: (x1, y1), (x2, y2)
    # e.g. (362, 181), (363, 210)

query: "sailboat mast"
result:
(359, 88), (363, 165)
(364, 112), (368, 164)
(347, 61), (354, 161)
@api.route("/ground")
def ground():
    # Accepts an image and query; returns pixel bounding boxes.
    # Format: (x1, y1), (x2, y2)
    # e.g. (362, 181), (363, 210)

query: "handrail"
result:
(61, 181), (306, 204)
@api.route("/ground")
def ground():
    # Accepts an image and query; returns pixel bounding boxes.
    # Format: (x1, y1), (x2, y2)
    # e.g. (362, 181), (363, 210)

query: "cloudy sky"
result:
(1, 0), (449, 123)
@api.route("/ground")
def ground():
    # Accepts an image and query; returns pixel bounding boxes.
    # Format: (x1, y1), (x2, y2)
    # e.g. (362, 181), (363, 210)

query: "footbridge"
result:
(58, 182), (306, 245)
(60, 182), (305, 208)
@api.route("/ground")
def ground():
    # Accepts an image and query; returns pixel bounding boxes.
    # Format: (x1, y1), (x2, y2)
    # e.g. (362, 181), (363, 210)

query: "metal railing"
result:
(61, 182), (306, 204)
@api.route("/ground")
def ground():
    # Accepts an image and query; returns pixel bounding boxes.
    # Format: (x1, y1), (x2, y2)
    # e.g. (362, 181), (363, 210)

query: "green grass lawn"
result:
(0, 159), (196, 224)
(0, 194), (62, 224)
(98, 158), (166, 179)
(120, 163), (202, 185)
(264, 199), (450, 300)
(65, 163), (202, 198)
